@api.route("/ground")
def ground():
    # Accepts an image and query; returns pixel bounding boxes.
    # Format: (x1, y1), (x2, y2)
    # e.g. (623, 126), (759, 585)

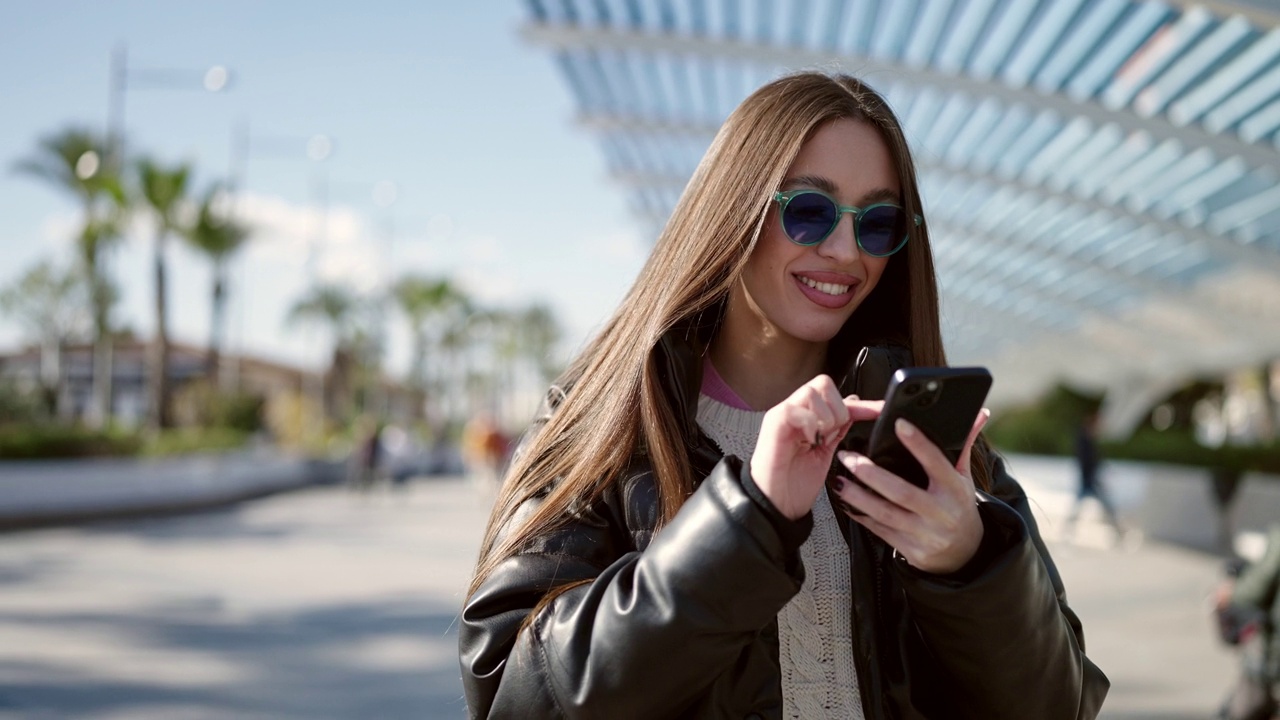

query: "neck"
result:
(709, 296), (828, 412)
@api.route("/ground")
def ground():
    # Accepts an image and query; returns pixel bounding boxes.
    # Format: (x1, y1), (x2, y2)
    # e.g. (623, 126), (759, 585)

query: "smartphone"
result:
(865, 367), (992, 489)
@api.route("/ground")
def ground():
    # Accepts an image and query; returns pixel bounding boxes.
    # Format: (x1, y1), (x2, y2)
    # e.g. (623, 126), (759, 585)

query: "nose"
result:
(817, 211), (861, 264)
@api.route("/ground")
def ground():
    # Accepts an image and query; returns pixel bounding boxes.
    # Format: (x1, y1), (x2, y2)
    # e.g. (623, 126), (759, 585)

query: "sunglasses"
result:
(773, 189), (920, 257)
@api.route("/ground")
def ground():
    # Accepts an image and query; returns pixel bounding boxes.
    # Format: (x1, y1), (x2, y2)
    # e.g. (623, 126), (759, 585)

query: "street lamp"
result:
(223, 122), (334, 443)
(106, 43), (231, 170)
(90, 43), (231, 428)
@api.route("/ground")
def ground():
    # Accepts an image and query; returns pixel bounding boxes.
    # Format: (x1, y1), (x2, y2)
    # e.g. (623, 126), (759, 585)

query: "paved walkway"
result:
(0, 470), (1244, 719)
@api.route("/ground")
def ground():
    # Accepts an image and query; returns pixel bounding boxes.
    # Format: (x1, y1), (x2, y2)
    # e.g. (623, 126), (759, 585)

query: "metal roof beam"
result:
(575, 110), (1280, 274)
(523, 19), (1280, 171)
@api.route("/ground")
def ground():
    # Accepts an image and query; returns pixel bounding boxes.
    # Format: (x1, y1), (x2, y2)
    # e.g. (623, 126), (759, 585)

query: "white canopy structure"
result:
(520, 0), (1280, 421)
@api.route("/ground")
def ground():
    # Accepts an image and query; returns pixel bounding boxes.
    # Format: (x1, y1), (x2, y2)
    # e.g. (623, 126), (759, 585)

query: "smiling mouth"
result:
(798, 276), (852, 296)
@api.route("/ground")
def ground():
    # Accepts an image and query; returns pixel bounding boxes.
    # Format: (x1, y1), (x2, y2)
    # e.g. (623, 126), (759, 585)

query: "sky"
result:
(0, 1), (650, 375)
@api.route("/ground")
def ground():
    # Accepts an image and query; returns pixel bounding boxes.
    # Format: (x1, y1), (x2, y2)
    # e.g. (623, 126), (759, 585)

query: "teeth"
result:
(800, 276), (851, 295)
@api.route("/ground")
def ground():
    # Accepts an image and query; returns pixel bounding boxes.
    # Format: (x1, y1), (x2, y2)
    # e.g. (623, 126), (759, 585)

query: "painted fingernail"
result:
(833, 477), (845, 491)
(896, 418), (916, 437)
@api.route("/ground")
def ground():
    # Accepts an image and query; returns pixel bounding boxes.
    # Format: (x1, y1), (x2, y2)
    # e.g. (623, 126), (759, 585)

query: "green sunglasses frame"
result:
(773, 189), (921, 257)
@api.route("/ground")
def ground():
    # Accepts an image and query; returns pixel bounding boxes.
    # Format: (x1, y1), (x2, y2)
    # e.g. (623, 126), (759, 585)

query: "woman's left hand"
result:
(832, 410), (991, 575)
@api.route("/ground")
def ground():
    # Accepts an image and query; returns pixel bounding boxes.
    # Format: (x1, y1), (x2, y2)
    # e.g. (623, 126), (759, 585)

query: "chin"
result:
(786, 320), (850, 345)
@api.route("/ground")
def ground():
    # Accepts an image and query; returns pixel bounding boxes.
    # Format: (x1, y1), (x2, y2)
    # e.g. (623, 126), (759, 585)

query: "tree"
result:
(14, 128), (126, 427)
(391, 275), (469, 404)
(136, 158), (192, 430)
(185, 187), (250, 387)
(288, 283), (360, 423)
(516, 303), (562, 386)
(0, 260), (90, 419)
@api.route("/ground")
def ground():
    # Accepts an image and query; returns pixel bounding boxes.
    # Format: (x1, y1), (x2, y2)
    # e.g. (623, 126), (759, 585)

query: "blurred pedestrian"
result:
(462, 414), (506, 492)
(349, 415), (382, 491)
(459, 71), (1107, 718)
(1216, 524), (1280, 720)
(1066, 408), (1124, 542)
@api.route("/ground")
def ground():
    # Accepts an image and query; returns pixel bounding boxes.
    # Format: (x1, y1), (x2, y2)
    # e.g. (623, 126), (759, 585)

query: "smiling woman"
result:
(458, 71), (1109, 719)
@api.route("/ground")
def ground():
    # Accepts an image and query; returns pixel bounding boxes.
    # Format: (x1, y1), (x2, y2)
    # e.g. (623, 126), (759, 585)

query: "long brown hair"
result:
(468, 71), (990, 597)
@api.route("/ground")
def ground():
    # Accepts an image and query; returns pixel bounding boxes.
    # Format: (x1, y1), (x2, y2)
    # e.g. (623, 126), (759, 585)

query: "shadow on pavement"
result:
(0, 597), (468, 719)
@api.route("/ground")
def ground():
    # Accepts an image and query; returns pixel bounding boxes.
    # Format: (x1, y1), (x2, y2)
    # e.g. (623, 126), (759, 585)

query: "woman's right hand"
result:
(750, 375), (883, 520)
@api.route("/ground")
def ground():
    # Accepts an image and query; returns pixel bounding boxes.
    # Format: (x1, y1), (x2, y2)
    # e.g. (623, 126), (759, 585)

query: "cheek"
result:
(860, 257), (891, 297)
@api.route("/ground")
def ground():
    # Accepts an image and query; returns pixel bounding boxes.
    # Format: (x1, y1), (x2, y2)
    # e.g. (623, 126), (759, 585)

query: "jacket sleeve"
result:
(458, 456), (807, 719)
(893, 455), (1110, 720)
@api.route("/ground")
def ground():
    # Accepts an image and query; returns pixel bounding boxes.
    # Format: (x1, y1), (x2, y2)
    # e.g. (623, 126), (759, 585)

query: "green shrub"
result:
(0, 380), (51, 426)
(0, 425), (141, 459)
(985, 406), (1074, 456)
(174, 381), (265, 433)
(140, 427), (251, 457)
(987, 388), (1280, 475)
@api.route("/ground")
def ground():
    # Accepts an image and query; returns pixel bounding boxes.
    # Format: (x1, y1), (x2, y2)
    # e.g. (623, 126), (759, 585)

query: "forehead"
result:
(785, 119), (899, 201)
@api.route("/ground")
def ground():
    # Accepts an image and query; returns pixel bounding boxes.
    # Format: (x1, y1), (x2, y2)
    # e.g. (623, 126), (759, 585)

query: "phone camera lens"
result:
(916, 397), (931, 407)
(903, 384), (920, 396)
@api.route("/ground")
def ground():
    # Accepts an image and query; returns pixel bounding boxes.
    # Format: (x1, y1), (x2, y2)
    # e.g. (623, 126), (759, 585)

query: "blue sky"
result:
(0, 1), (649, 373)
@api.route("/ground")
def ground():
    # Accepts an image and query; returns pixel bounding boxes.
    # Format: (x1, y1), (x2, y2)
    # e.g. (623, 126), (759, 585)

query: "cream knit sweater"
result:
(696, 394), (864, 719)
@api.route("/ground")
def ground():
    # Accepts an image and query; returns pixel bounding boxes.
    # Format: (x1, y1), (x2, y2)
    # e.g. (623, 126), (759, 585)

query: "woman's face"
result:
(735, 118), (899, 346)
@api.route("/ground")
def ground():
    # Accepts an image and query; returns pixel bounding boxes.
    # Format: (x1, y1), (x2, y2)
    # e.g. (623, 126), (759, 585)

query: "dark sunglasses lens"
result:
(781, 193), (838, 245)
(858, 206), (910, 255)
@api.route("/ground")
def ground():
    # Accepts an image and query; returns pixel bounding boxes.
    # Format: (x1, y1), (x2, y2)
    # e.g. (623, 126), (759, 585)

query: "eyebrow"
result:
(781, 175), (901, 205)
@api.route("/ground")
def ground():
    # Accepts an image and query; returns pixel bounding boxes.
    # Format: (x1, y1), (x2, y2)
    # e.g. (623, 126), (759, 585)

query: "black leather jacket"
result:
(459, 332), (1110, 719)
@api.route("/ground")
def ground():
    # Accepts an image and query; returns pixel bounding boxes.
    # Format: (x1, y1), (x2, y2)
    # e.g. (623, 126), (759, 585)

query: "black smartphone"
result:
(865, 367), (992, 489)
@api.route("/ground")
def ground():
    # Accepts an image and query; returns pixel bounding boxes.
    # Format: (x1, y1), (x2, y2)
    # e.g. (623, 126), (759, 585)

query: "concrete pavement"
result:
(0, 469), (1246, 719)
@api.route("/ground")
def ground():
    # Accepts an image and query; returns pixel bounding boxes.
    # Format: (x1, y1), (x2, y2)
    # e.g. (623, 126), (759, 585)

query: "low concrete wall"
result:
(1003, 453), (1279, 554)
(0, 448), (344, 529)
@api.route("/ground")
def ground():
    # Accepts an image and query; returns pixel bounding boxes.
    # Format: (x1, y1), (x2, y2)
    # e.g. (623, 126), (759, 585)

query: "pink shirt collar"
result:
(700, 355), (754, 411)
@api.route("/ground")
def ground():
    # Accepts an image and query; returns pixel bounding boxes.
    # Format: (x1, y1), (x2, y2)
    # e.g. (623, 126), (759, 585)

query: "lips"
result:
(793, 271), (859, 309)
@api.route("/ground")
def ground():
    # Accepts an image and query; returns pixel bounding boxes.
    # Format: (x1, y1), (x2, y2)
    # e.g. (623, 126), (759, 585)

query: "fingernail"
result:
(833, 477), (845, 491)
(896, 418), (916, 437)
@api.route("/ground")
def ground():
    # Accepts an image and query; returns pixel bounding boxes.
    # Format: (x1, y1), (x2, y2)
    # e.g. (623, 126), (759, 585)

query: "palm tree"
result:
(0, 260), (90, 420)
(136, 158), (192, 430)
(185, 187), (250, 387)
(516, 303), (562, 386)
(14, 128), (126, 427)
(391, 275), (469, 402)
(479, 304), (562, 424)
(288, 283), (359, 422)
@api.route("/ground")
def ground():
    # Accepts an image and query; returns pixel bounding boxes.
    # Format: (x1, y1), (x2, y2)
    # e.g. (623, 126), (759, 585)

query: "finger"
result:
(781, 403), (821, 444)
(850, 512), (907, 551)
(834, 475), (917, 535)
(816, 379), (848, 428)
(955, 408), (991, 475)
(801, 385), (837, 436)
(842, 397), (884, 424)
(895, 419), (962, 487)
(837, 451), (927, 512)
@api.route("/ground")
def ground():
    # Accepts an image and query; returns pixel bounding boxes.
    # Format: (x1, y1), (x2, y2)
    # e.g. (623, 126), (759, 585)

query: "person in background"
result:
(462, 414), (507, 492)
(1216, 524), (1280, 720)
(459, 71), (1108, 718)
(1066, 408), (1124, 543)
(349, 414), (383, 491)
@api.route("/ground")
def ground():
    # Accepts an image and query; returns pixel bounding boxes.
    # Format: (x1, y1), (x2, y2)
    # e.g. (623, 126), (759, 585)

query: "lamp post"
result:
(331, 177), (401, 421)
(92, 43), (230, 428)
(106, 43), (230, 172)
(225, 123), (333, 444)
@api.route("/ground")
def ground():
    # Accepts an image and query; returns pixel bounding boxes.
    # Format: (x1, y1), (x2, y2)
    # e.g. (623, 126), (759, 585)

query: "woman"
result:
(459, 72), (1109, 719)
